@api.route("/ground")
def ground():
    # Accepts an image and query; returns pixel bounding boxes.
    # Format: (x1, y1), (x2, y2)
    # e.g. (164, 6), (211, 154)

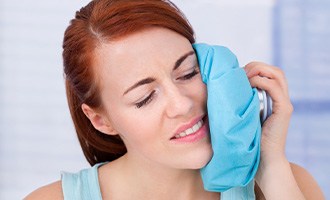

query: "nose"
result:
(165, 82), (193, 118)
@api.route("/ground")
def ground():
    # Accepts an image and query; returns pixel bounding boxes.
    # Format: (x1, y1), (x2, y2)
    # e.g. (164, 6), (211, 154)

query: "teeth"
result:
(186, 128), (193, 135)
(198, 121), (202, 127)
(174, 119), (203, 139)
(179, 132), (186, 137)
(192, 124), (199, 132)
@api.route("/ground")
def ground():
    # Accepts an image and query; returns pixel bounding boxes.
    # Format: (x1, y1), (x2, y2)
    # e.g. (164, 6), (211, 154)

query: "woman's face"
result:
(93, 28), (212, 169)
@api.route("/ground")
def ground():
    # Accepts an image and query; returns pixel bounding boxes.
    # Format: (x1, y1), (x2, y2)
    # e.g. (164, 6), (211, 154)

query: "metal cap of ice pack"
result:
(257, 88), (273, 124)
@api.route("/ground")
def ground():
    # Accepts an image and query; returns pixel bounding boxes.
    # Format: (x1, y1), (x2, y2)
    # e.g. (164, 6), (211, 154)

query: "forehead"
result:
(95, 28), (192, 68)
(92, 28), (193, 92)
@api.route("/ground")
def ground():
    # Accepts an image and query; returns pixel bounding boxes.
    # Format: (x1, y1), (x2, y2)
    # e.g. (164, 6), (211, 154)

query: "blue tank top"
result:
(61, 163), (256, 200)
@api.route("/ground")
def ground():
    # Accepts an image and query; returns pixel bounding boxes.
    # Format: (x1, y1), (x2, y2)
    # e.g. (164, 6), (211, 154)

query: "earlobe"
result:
(81, 103), (118, 136)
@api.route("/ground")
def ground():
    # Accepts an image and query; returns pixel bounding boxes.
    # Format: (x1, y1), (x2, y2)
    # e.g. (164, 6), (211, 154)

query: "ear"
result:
(81, 103), (118, 136)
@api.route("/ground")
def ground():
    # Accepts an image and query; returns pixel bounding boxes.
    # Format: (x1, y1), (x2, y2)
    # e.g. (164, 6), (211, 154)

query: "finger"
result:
(244, 62), (289, 97)
(248, 76), (291, 110)
(248, 75), (293, 116)
(245, 62), (277, 78)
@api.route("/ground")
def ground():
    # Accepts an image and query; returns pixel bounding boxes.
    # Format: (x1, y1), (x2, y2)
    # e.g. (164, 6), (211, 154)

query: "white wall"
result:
(0, 1), (90, 199)
(171, 0), (275, 65)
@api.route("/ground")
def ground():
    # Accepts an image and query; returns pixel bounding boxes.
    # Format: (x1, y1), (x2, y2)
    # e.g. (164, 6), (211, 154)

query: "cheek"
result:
(200, 83), (207, 102)
(110, 106), (163, 149)
(193, 78), (207, 104)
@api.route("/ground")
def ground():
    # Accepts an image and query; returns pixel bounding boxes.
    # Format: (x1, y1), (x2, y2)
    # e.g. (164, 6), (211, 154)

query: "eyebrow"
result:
(173, 50), (195, 71)
(123, 50), (195, 96)
(123, 77), (156, 96)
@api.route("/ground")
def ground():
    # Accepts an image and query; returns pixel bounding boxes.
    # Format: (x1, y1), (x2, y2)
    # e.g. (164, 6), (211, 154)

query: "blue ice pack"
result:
(193, 43), (261, 192)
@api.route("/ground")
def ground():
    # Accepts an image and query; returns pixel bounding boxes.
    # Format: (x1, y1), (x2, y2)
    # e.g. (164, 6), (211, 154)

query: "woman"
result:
(26, 0), (324, 199)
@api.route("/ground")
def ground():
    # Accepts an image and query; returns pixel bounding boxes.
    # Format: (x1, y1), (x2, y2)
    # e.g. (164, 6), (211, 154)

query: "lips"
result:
(170, 115), (206, 140)
(173, 119), (204, 139)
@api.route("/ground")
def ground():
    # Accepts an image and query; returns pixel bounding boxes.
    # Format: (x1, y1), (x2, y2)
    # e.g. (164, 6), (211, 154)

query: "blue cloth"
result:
(193, 43), (261, 192)
(61, 162), (255, 199)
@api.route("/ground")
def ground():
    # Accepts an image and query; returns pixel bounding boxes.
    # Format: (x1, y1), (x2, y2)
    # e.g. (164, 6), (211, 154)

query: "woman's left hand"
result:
(245, 62), (293, 165)
(244, 62), (305, 200)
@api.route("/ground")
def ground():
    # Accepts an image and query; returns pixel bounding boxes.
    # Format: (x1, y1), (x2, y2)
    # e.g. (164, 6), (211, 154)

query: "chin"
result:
(190, 155), (213, 169)
(182, 147), (213, 169)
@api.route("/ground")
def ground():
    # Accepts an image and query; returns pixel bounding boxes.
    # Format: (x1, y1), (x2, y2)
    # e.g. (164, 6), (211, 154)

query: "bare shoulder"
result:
(24, 181), (63, 200)
(290, 162), (325, 199)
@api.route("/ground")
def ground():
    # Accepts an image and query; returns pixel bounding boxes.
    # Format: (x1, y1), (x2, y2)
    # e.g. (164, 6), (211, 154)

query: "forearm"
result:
(255, 158), (305, 200)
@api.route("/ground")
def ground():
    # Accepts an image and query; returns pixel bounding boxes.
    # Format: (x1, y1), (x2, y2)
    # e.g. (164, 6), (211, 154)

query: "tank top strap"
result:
(61, 162), (107, 200)
(221, 180), (256, 200)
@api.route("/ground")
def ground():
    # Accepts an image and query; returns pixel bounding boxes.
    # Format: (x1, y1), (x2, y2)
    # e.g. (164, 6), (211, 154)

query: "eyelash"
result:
(135, 90), (156, 109)
(135, 69), (199, 109)
(177, 69), (199, 81)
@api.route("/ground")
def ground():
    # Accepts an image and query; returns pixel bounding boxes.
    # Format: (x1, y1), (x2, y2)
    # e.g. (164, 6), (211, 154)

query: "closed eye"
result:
(177, 69), (199, 81)
(135, 90), (156, 109)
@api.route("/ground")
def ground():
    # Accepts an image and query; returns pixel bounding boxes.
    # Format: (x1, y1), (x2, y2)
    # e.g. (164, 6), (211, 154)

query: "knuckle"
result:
(256, 62), (267, 69)
(245, 61), (260, 70)
(250, 76), (260, 83)
(264, 78), (276, 87)
(284, 102), (294, 114)
(275, 68), (286, 78)
(247, 61), (264, 68)
(288, 103), (294, 113)
(278, 69), (284, 75)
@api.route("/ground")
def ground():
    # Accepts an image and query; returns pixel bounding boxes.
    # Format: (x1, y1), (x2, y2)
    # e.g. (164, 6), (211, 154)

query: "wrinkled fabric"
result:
(193, 43), (261, 192)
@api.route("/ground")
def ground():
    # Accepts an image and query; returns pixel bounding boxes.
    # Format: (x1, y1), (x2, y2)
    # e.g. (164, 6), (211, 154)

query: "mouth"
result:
(170, 115), (208, 141)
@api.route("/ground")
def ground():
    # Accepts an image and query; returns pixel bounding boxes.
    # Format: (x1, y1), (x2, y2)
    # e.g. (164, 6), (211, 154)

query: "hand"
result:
(244, 62), (293, 165)
(245, 62), (305, 200)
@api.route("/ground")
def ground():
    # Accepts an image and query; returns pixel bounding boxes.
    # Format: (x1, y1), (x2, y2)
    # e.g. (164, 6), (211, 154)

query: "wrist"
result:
(259, 150), (287, 166)
(255, 158), (305, 200)
(255, 156), (290, 185)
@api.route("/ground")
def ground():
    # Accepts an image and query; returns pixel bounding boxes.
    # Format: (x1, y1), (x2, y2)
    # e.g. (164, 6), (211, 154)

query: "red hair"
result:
(63, 0), (195, 166)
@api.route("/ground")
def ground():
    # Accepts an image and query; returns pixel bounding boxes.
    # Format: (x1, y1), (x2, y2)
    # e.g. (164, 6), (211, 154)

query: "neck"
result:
(117, 153), (219, 200)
